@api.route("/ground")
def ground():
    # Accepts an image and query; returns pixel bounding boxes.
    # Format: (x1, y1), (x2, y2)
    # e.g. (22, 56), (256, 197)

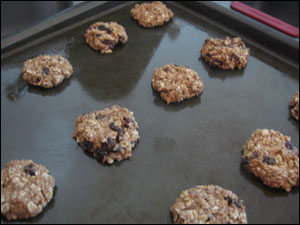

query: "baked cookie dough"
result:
(200, 37), (250, 70)
(152, 63), (204, 104)
(84, 22), (128, 54)
(242, 129), (299, 192)
(170, 185), (248, 224)
(22, 54), (73, 88)
(72, 105), (140, 164)
(1, 160), (55, 221)
(130, 1), (174, 28)
(290, 92), (299, 120)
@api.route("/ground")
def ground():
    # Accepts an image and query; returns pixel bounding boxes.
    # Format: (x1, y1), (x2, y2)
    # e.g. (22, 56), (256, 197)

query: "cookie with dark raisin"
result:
(200, 37), (250, 70)
(1, 160), (55, 220)
(242, 129), (299, 192)
(84, 22), (128, 54)
(22, 54), (73, 88)
(170, 185), (248, 224)
(72, 105), (139, 164)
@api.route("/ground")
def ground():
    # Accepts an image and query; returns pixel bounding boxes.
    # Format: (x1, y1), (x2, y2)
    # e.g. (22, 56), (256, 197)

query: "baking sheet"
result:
(1, 2), (299, 224)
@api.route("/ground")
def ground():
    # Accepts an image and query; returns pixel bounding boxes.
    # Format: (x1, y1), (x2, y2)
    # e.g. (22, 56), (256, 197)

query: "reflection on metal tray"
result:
(1, 1), (299, 224)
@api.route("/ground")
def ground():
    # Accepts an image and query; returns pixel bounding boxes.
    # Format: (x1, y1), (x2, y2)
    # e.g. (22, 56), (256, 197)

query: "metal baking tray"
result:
(1, 1), (299, 224)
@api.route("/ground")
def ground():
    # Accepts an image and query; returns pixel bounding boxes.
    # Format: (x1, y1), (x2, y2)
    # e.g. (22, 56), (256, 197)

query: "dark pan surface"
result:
(1, 2), (299, 224)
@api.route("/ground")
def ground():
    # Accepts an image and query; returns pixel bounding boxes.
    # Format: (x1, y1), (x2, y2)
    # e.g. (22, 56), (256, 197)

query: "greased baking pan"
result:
(1, 1), (299, 224)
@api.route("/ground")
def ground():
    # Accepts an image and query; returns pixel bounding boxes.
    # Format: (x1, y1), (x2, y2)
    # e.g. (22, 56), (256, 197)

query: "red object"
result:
(231, 1), (299, 38)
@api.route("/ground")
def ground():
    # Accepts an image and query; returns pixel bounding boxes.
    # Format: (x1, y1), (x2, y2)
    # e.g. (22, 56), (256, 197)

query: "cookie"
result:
(290, 92), (299, 120)
(1, 160), (55, 221)
(72, 105), (140, 164)
(242, 129), (299, 192)
(200, 37), (250, 70)
(170, 185), (248, 224)
(84, 22), (128, 54)
(130, 1), (174, 28)
(22, 54), (73, 88)
(152, 63), (204, 104)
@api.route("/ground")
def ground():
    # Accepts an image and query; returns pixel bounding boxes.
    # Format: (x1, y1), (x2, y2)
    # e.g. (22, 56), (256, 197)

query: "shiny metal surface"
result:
(1, 1), (72, 39)
(241, 1), (299, 28)
(1, 2), (299, 224)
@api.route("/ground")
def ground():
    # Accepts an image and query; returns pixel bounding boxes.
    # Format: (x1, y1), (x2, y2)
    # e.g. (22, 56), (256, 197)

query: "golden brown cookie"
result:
(130, 1), (174, 28)
(171, 185), (248, 224)
(84, 22), (128, 54)
(72, 105), (140, 164)
(290, 92), (299, 120)
(200, 37), (250, 70)
(22, 54), (73, 88)
(1, 160), (55, 220)
(242, 129), (299, 192)
(152, 63), (204, 104)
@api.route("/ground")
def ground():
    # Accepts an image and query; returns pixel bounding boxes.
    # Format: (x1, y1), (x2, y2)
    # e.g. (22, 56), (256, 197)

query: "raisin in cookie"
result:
(130, 1), (174, 28)
(84, 22), (128, 54)
(152, 63), (204, 104)
(1, 160), (55, 220)
(200, 37), (250, 70)
(171, 185), (248, 224)
(290, 92), (299, 120)
(242, 129), (299, 192)
(22, 54), (73, 88)
(72, 105), (139, 164)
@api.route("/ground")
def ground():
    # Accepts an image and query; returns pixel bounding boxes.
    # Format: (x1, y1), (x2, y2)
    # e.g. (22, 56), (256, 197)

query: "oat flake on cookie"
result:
(171, 185), (248, 224)
(152, 63), (204, 104)
(72, 105), (140, 164)
(242, 129), (299, 192)
(22, 54), (73, 88)
(1, 160), (55, 220)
